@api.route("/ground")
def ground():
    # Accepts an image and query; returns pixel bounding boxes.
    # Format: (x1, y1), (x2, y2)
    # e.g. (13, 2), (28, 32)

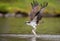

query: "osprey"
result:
(26, 0), (48, 28)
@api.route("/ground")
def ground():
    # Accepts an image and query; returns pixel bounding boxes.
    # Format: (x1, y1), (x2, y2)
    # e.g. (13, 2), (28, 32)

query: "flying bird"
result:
(26, 0), (48, 29)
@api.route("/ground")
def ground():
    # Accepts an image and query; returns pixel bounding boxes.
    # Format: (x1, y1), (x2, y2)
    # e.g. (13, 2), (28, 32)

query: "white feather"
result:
(26, 16), (37, 28)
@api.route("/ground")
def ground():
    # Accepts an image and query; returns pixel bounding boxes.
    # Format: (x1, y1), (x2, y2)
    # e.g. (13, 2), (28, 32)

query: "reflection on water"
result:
(0, 18), (9, 33)
(0, 37), (56, 41)
(0, 37), (28, 41)
(0, 17), (60, 34)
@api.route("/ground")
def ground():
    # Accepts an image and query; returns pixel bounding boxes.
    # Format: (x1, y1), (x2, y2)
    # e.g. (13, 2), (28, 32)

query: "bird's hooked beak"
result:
(25, 21), (31, 25)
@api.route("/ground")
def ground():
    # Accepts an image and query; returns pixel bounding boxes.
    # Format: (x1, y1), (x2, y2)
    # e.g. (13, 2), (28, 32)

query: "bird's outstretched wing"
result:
(29, 1), (48, 24)
(36, 2), (48, 24)
(29, 0), (39, 22)
(26, 1), (48, 28)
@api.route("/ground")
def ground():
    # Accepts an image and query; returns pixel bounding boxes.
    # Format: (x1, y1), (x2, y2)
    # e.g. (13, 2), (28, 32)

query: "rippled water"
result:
(0, 37), (56, 41)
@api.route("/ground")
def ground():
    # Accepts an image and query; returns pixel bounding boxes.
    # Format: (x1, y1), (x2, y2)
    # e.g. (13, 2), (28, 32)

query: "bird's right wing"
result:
(29, 0), (40, 22)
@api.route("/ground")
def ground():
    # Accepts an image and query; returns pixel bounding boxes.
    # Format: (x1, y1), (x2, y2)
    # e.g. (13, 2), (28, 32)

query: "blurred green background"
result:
(0, 0), (60, 14)
(0, 0), (60, 34)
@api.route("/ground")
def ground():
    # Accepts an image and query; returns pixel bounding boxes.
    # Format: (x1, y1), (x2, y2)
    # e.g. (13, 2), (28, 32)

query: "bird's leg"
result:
(32, 26), (37, 37)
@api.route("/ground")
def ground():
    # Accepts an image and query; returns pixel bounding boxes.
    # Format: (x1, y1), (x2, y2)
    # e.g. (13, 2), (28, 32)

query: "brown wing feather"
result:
(29, 5), (40, 21)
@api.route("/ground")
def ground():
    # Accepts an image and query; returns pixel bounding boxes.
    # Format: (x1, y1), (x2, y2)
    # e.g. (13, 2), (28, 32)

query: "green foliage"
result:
(0, 0), (60, 13)
(0, 5), (7, 11)
(0, 0), (16, 3)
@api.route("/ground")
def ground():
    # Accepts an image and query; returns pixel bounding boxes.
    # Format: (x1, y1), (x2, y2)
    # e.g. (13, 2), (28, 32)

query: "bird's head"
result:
(25, 21), (31, 25)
